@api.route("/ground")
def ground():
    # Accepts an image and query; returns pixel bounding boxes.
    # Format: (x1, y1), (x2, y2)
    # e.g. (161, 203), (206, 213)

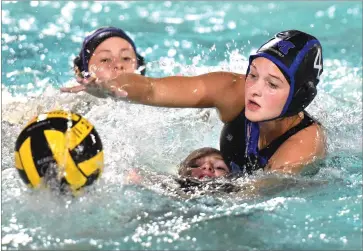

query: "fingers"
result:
(75, 76), (84, 84)
(60, 75), (128, 98)
(76, 76), (95, 85)
(60, 85), (86, 93)
(61, 76), (96, 93)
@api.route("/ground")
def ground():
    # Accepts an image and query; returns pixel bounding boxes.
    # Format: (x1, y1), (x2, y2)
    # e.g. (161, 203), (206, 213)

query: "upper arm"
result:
(266, 124), (326, 174)
(150, 72), (246, 122)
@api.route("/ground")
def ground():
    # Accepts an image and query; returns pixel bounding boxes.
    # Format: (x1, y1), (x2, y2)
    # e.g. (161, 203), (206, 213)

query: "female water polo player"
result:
(125, 147), (242, 195)
(67, 26), (146, 96)
(62, 30), (326, 177)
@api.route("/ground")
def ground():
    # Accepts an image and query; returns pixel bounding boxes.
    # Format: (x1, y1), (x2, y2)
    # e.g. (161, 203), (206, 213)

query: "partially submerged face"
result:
(188, 153), (229, 179)
(245, 57), (290, 122)
(178, 148), (230, 180)
(88, 37), (138, 81)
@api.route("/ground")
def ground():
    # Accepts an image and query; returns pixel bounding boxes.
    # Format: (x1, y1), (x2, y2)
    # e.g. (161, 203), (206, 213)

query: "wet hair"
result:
(178, 147), (225, 177)
(73, 26), (146, 78)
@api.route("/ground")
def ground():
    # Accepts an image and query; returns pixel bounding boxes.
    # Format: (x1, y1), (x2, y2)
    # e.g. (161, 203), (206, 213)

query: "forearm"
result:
(238, 175), (312, 196)
(105, 73), (156, 105)
(105, 72), (245, 109)
(232, 177), (286, 198)
(108, 74), (211, 108)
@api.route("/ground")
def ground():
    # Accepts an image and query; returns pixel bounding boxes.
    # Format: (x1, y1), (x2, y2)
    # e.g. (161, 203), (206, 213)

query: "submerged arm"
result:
(234, 172), (328, 198)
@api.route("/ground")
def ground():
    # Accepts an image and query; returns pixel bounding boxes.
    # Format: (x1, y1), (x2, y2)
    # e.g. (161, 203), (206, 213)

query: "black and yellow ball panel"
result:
(14, 151), (31, 185)
(15, 117), (80, 150)
(14, 111), (103, 190)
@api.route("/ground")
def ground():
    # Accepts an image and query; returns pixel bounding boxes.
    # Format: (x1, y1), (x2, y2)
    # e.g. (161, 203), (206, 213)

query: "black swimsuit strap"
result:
(259, 112), (315, 161)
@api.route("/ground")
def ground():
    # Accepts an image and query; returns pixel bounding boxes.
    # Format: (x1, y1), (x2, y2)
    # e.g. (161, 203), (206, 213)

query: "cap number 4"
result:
(313, 47), (323, 80)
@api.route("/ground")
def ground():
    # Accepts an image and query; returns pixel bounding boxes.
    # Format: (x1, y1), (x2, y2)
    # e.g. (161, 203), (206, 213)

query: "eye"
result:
(215, 163), (229, 172)
(216, 167), (228, 175)
(248, 73), (257, 79)
(268, 82), (278, 89)
(188, 162), (200, 168)
(122, 57), (134, 63)
(100, 58), (112, 63)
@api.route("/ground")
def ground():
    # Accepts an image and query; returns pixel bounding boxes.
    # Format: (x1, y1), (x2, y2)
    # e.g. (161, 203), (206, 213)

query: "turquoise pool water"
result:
(1, 1), (362, 250)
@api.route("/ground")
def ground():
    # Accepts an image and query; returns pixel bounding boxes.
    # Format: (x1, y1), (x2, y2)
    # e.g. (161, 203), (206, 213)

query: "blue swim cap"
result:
(74, 26), (146, 77)
(246, 30), (323, 117)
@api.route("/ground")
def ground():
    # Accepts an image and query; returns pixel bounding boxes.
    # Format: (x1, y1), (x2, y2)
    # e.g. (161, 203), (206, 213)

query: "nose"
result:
(113, 60), (125, 71)
(201, 162), (214, 173)
(248, 78), (263, 97)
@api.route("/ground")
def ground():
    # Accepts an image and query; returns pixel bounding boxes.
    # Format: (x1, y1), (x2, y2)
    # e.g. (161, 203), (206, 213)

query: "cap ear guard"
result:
(284, 43), (322, 116)
(285, 81), (317, 116)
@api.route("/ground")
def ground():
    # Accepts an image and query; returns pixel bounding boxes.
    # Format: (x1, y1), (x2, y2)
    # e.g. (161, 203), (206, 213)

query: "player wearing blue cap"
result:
(221, 30), (325, 175)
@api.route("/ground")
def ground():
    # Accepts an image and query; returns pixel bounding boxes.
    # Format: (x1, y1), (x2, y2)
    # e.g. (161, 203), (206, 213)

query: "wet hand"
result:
(61, 75), (128, 98)
(60, 76), (96, 93)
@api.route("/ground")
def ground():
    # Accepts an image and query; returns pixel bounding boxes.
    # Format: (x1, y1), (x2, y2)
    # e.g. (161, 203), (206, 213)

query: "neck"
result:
(258, 113), (303, 149)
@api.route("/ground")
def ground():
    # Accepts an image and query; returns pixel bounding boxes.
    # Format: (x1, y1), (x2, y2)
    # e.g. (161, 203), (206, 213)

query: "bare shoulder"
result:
(292, 123), (327, 156)
(206, 72), (246, 122)
(267, 123), (327, 174)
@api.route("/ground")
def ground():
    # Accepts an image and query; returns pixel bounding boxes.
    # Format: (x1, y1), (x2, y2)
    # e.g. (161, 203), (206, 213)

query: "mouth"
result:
(198, 174), (213, 179)
(246, 99), (261, 111)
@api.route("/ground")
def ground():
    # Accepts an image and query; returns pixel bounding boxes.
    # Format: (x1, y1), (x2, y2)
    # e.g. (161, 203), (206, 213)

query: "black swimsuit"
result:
(220, 110), (316, 175)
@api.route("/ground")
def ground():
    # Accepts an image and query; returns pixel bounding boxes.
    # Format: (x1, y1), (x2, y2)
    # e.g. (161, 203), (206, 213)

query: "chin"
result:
(245, 110), (282, 122)
(245, 110), (263, 122)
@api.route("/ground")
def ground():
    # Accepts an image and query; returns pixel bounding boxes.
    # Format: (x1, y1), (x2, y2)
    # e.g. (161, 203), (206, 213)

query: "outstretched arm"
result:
(62, 72), (246, 122)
